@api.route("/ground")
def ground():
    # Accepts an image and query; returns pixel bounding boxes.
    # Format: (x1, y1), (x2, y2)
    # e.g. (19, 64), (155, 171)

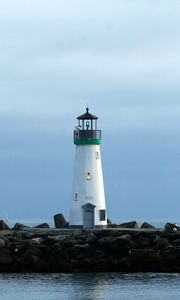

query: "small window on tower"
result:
(100, 209), (106, 221)
(74, 193), (78, 200)
(96, 151), (100, 159)
(86, 172), (91, 180)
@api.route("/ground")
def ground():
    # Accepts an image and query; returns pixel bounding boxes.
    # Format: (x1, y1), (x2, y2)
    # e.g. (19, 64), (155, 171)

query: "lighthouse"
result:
(69, 108), (107, 228)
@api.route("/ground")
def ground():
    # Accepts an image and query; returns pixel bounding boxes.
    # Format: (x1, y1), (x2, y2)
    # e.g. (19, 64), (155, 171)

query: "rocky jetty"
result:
(0, 221), (180, 273)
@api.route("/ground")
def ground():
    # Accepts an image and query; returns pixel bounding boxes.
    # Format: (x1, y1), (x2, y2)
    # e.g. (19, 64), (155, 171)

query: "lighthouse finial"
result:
(86, 106), (89, 113)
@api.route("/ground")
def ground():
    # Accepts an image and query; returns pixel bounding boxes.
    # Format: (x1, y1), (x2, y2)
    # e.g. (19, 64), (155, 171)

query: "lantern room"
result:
(74, 108), (102, 145)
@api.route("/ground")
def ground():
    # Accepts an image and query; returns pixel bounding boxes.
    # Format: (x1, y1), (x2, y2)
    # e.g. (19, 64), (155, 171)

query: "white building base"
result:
(69, 144), (107, 228)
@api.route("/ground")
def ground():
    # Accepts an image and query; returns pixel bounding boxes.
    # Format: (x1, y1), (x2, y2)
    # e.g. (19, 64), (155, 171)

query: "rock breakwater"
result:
(1, 224), (180, 272)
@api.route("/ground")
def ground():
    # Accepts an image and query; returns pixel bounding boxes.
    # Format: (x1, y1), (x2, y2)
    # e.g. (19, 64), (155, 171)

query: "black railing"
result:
(74, 130), (101, 140)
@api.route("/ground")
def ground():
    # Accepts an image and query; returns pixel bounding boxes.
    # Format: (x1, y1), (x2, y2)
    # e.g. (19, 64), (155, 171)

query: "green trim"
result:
(74, 139), (101, 145)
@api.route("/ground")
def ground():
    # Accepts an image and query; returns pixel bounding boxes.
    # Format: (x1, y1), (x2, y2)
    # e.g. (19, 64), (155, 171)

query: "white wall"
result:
(69, 144), (107, 226)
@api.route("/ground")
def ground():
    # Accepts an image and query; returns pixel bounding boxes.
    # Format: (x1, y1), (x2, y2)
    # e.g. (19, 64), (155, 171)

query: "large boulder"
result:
(97, 236), (114, 249)
(153, 237), (170, 249)
(13, 223), (31, 231)
(86, 232), (97, 243)
(0, 220), (10, 230)
(111, 235), (134, 253)
(140, 222), (155, 229)
(34, 223), (50, 229)
(119, 221), (139, 229)
(164, 223), (179, 233)
(54, 213), (68, 228)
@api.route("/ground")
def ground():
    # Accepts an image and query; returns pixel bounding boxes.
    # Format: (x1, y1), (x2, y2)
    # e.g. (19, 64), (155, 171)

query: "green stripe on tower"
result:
(74, 139), (101, 145)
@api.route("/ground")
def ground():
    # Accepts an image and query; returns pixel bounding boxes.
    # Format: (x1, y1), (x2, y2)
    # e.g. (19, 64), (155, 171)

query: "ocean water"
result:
(0, 273), (180, 300)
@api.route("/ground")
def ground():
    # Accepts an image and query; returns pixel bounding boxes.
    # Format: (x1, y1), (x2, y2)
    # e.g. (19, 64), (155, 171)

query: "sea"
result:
(0, 273), (180, 300)
(1, 218), (180, 300)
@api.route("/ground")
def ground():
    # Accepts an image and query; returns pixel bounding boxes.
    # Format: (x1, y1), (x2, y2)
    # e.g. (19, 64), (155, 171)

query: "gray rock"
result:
(152, 234), (160, 242)
(86, 233), (97, 243)
(73, 238), (84, 244)
(70, 243), (91, 256)
(111, 236), (134, 253)
(97, 236), (114, 247)
(74, 232), (88, 240)
(31, 255), (40, 264)
(34, 223), (50, 229)
(154, 237), (170, 249)
(119, 234), (132, 240)
(0, 220), (10, 230)
(164, 223), (178, 233)
(136, 236), (152, 247)
(140, 222), (155, 229)
(112, 235), (132, 247)
(172, 239), (180, 246)
(0, 238), (5, 248)
(32, 237), (44, 245)
(54, 213), (68, 228)
(15, 231), (33, 239)
(47, 235), (68, 242)
(161, 245), (176, 254)
(63, 238), (84, 247)
(119, 221), (138, 229)
(73, 244), (90, 250)
(0, 248), (12, 264)
(13, 223), (31, 231)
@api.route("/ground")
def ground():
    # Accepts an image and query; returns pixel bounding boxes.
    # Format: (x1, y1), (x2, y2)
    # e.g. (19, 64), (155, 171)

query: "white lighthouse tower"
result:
(69, 108), (107, 228)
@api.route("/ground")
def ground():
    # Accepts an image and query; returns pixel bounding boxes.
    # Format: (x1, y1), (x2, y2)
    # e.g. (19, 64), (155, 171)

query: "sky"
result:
(0, 0), (180, 223)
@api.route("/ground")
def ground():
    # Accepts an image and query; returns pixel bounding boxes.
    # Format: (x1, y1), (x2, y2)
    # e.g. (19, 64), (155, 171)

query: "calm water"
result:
(0, 273), (180, 300)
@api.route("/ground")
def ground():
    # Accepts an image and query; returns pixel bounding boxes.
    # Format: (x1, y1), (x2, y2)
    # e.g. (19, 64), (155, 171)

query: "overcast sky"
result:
(0, 0), (180, 224)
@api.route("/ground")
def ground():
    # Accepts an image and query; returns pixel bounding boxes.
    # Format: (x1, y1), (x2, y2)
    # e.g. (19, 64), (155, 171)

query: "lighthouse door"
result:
(82, 203), (95, 229)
